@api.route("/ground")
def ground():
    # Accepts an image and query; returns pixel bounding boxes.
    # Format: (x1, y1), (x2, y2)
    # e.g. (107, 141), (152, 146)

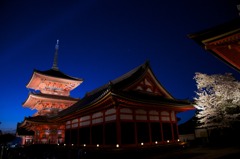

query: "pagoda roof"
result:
(19, 116), (59, 128)
(23, 92), (79, 103)
(24, 115), (50, 123)
(54, 61), (193, 120)
(26, 68), (83, 92)
(34, 68), (83, 81)
(22, 92), (80, 109)
(16, 123), (34, 135)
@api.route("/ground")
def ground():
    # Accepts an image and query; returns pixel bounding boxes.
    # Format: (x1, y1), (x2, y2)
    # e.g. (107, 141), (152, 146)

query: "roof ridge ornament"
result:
(108, 81), (113, 91)
(52, 40), (59, 70)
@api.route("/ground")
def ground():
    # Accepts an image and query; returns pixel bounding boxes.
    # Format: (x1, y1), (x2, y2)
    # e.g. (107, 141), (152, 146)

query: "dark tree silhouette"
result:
(0, 133), (16, 144)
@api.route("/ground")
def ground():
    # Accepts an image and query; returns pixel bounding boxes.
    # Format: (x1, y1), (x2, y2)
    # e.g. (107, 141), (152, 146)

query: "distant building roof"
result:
(188, 18), (240, 45)
(188, 18), (240, 72)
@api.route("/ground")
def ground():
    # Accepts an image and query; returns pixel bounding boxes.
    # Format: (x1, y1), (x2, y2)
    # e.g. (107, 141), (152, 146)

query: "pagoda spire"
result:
(52, 40), (59, 70)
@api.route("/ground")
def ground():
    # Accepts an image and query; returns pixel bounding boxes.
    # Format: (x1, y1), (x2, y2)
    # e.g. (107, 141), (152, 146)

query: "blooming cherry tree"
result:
(193, 72), (240, 128)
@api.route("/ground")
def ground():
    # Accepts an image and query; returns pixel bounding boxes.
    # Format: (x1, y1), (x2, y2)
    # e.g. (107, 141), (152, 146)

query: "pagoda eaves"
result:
(26, 69), (83, 96)
(23, 92), (79, 116)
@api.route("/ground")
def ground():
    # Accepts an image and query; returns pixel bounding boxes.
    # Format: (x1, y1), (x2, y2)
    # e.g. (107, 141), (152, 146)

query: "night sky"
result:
(0, 0), (239, 133)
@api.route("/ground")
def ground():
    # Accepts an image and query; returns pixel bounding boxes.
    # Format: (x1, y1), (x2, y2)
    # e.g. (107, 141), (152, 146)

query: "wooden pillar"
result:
(176, 122), (179, 140)
(34, 130), (38, 144)
(171, 122), (174, 141)
(160, 122), (164, 142)
(133, 109), (138, 145)
(116, 106), (121, 145)
(148, 111), (152, 145)
(175, 111), (180, 140)
(62, 127), (65, 144)
(103, 110), (106, 146)
(69, 128), (72, 145)
(159, 111), (164, 142)
(170, 111), (175, 141)
(77, 119), (80, 146)
(90, 115), (92, 145)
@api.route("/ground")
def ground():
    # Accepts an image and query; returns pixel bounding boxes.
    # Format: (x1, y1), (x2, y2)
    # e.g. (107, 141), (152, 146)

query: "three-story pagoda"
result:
(19, 41), (83, 144)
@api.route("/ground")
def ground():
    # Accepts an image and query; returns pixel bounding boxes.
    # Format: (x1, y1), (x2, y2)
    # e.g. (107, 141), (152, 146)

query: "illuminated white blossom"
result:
(193, 72), (240, 128)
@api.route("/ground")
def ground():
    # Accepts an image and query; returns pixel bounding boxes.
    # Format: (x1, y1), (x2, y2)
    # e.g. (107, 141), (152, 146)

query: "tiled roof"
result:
(22, 92), (80, 107)
(54, 61), (193, 119)
(56, 88), (110, 118)
(188, 18), (240, 72)
(85, 61), (149, 96)
(112, 90), (192, 106)
(55, 61), (150, 117)
(17, 123), (34, 135)
(55, 89), (192, 119)
(18, 116), (53, 128)
(24, 115), (50, 123)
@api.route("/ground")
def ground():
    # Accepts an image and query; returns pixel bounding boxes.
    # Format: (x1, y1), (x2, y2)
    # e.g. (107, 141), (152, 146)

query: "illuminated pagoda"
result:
(50, 61), (194, 148)
(188, 17), (240, 72)
(19, 40), (83, 144)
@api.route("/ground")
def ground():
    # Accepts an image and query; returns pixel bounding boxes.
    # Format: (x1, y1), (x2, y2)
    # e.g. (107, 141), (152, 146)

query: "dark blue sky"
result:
(0, 0), (239, 133)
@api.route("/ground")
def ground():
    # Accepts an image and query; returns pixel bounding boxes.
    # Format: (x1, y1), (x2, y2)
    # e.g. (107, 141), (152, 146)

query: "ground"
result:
(1, 143), (240, 159)
(147, 146), (240, 159)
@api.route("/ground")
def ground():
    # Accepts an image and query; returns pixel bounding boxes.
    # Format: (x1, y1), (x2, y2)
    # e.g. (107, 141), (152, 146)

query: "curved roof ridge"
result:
(85, 61), (149, 97)
(111, 60), (149, 84)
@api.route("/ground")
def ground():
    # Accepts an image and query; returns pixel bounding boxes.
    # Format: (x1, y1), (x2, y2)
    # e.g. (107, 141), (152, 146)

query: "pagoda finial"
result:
(52, 40), (59, 70)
